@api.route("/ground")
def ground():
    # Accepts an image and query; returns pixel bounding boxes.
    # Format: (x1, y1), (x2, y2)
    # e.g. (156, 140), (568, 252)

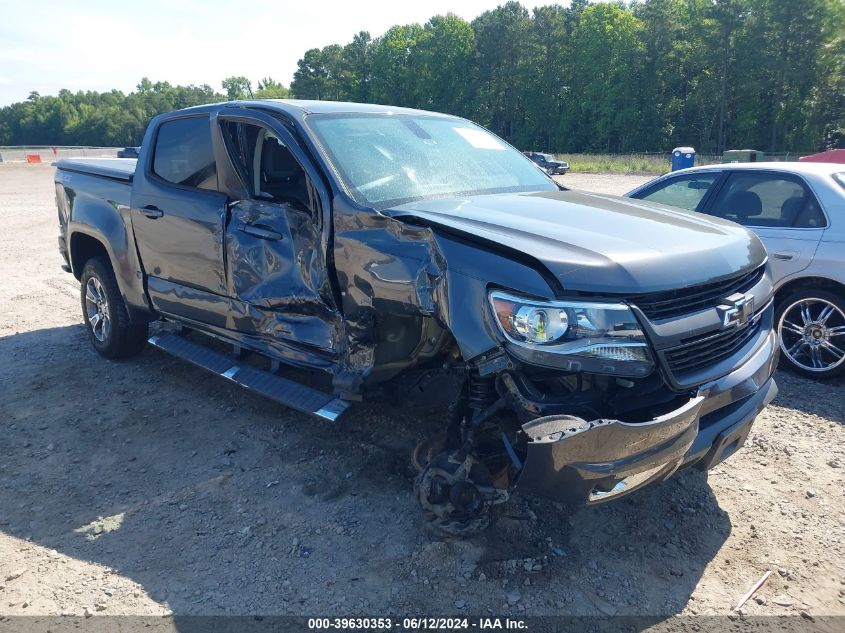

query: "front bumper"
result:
(512, 329), (778, 505)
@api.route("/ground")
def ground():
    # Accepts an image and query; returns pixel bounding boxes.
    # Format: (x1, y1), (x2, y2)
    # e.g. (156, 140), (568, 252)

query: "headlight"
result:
(489, 290), (654, 376)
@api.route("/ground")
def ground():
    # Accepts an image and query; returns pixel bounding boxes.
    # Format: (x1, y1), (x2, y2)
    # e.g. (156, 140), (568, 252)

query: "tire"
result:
(775, 288), (845, 380)
(80, 256), (147, 359)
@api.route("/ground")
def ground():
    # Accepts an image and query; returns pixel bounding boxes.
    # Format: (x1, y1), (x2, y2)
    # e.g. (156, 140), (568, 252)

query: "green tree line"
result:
(0, 76), (289, 147)
(1, 0), (843, 152)
(290, 0), (845, 152)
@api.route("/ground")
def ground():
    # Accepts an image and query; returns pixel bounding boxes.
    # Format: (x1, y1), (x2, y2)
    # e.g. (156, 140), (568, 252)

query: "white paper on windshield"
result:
(453, 127), (506, 150)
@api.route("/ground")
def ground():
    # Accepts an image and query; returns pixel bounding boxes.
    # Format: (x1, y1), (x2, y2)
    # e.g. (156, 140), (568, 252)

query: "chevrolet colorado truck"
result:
(55, 100), (778, 535)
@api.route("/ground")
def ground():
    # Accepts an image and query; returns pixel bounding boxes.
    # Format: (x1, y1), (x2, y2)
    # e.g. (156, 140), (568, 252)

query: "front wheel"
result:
(776, 289), (845, 379)
(80, 257), (148, 359)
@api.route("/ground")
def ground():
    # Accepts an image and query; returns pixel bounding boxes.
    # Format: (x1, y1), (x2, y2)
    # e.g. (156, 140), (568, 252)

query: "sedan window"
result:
(708, 172), (826, 228)
(634, 173), (719, 211)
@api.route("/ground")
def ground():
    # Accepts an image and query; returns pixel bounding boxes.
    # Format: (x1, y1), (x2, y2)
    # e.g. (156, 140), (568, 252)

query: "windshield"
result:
(306, 114), (556, 208)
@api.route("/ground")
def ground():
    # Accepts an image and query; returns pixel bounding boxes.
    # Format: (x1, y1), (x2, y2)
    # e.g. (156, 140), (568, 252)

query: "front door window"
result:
(635, 173), (719, 211)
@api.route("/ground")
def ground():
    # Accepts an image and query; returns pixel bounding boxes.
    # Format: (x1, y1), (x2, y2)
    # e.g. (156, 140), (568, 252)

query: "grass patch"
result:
(558, 153), (669, 174)
(555, 153), (722, 174)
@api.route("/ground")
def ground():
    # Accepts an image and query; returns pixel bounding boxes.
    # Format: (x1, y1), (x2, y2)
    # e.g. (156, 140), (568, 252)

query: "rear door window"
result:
(707, 172), (826, 228)
(152, 117), (217, 190)
(634, 173), (720, 211)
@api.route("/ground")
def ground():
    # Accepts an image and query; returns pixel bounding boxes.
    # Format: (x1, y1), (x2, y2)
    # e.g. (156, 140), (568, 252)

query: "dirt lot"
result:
(1, 165), (844, 626)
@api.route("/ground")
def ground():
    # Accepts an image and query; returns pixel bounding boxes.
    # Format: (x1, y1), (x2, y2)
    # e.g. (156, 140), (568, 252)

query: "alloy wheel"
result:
(85, 277), (111, 342)
(778, 297), (845, 373)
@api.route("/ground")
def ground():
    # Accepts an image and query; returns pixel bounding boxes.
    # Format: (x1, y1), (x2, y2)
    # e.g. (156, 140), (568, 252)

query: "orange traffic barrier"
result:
(26, 154), (42, 164)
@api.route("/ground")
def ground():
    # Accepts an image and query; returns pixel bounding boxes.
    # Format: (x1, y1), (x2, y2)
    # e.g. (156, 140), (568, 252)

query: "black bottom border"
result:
(0, 616), (842, 633)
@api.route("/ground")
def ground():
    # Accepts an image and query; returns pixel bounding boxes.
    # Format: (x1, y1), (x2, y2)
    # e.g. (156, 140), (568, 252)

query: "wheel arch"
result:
(68, 228), (153, 325)
(774, 275), (845, 307)
(69, 231), (110, 281)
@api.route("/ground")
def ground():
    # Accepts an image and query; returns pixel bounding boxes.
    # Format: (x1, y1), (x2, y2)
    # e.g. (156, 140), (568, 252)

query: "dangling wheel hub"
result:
(415, 450), (509, 537)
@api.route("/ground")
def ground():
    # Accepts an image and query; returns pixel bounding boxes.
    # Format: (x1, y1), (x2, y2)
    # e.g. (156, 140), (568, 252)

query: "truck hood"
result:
(386, 190), (766, 294)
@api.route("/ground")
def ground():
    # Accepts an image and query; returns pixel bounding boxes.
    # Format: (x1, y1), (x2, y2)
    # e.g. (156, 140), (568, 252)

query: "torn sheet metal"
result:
(225, 198), (343, 356)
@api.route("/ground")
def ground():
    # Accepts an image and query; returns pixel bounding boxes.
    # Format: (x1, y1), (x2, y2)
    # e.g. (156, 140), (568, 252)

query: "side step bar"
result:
(148, 332), (350, 422)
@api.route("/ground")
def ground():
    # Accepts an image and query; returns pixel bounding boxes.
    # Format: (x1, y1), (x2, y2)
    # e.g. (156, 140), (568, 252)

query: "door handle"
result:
(141, 205), (164, 219)
(772, 250), (798, 261)
(239, 223), (282, 240)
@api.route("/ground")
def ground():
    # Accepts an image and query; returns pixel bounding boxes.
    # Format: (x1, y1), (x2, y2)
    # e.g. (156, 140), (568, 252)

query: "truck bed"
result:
(55, 158), (136, 182)
(54, 158), (135, 276)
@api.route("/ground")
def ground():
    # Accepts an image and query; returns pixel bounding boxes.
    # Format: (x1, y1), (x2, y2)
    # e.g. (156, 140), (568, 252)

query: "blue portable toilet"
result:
(671, 147), (695, 171)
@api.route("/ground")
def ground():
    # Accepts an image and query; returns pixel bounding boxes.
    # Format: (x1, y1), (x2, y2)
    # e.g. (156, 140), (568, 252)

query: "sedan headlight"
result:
(489, 290), (654, 376)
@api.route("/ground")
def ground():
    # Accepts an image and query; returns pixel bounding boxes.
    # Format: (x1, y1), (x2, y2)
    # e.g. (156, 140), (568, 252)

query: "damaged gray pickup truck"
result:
(55, 100), (778, 535)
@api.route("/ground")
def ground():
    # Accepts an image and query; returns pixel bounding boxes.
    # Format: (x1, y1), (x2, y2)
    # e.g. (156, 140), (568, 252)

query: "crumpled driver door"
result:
(212, 108), (341, 360)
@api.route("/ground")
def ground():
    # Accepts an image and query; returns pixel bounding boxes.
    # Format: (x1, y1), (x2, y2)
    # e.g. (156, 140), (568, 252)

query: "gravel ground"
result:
(1, 165), (844, 624)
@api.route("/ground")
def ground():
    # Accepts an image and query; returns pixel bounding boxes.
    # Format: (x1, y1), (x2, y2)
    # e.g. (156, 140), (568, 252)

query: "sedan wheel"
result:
(777, 291), (845, 378)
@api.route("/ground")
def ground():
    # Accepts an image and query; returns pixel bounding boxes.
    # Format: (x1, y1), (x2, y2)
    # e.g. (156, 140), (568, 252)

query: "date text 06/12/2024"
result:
(307, 618), (528, 630)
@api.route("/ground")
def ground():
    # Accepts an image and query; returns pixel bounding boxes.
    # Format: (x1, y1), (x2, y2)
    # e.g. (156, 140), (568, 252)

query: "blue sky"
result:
(0, 0), (556, 106)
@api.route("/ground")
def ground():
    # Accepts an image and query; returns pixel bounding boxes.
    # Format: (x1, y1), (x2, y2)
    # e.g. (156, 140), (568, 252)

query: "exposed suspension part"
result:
(461, 374), (502, 450)
(445, 381), (469, 449)
(413, 372), (511, 537)
(468, 374), (497, 414)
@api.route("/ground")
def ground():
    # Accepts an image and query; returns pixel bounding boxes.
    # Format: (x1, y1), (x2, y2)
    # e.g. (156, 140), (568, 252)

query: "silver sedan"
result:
(627, 162), (845, 379)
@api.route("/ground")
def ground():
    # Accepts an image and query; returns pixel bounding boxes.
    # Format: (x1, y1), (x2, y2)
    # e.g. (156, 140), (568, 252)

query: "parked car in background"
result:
(525, 151), (568, 175)
(627, 162), (845, 379)
(117, 146), (140, 159)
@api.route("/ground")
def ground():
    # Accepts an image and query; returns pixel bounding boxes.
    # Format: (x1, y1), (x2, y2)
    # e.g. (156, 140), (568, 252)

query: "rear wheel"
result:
(776, 289), (845, 379)
(80, 257), (147, 359)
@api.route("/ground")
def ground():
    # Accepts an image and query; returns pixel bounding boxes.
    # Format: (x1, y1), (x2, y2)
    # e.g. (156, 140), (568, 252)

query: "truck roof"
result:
(179, 99), (458, 120)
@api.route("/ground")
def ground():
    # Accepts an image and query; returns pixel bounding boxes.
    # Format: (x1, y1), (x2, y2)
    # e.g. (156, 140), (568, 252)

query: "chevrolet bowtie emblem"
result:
(717, 292), (755, 328)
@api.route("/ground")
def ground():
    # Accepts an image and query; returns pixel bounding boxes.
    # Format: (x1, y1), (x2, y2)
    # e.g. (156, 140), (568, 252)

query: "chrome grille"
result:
(629, 266), (765, 321)
(663, 313), (764, 377)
